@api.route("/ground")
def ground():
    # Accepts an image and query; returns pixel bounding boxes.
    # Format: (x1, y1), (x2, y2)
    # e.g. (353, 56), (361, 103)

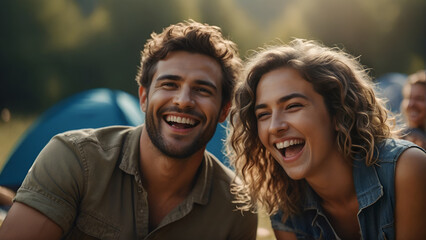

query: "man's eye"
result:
(195, 87), (212, 95)
(287, 103), (303, 110)
(162, 82), (178, 88)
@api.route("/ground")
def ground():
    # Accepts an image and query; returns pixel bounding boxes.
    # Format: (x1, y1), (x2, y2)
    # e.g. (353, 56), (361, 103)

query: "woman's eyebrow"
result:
(277, 93), (308, 104)
(254, 93), (308, 111)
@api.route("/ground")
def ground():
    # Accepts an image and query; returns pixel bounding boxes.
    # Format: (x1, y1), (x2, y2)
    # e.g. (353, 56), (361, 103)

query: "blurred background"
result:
(1, 0), (425, 115)
(0, 0), (425, 238)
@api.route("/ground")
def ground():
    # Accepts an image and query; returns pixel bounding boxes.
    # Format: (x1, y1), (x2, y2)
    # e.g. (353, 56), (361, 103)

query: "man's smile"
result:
(164, 114), (200, 129)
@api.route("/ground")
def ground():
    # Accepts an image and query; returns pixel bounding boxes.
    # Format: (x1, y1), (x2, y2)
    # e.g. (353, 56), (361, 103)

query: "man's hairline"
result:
(144, 50), (231, 104)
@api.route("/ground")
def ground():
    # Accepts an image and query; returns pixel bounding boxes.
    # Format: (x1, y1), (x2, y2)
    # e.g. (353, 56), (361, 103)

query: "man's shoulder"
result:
(204, 152), (246, 203)
(200, 152), (258, 226)
(56, 125), (138, 148)
(205, 152), (236, 183)
(51, 125), (141, 169)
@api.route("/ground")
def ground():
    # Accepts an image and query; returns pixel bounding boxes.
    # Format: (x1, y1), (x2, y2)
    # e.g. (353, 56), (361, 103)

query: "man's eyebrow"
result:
(155, 74), (182, 81)
(155, 75), (217, 91)
(254, 93), (308, 111)
(194, 79), (218, 91)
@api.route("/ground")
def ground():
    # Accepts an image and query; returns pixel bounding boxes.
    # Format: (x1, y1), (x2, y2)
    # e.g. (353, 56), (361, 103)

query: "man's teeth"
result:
(166, 115), (195, 125)
(276, 139), (304, 149)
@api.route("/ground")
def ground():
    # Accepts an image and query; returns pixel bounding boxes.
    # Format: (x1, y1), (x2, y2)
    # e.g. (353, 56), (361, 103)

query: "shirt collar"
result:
(303, 182), (322, 211)
(301, 158), (383, 213)
(119, 125), (142, 176)
(352, 158), (383, 210)
(187, 152), (213, 205)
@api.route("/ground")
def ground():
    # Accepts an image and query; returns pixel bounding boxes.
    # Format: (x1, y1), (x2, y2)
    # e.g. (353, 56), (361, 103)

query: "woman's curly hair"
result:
(226, 39), (398, 219)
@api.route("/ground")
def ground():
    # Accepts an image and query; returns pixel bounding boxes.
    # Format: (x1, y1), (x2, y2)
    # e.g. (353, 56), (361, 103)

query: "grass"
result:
(0, 114), (36, 226)
(0, 115), (276, 239)
(257, 208), (276, 240)
(0, 115), (36, 171)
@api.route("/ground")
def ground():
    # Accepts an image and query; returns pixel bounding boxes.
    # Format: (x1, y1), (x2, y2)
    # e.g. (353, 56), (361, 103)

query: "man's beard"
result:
(144, 105), (219, 159)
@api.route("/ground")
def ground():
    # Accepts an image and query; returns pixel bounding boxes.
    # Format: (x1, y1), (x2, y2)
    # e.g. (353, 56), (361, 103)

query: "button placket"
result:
(134, 172), (149, 239)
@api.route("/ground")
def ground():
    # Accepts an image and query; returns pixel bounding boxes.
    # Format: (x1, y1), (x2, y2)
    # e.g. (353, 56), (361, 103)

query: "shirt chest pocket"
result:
(66, 212), (121, 240)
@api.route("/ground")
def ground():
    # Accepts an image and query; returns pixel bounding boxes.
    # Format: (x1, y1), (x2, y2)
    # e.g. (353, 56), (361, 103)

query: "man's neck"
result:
(138, 126), (204, 197)
(139, 126), (205, 230)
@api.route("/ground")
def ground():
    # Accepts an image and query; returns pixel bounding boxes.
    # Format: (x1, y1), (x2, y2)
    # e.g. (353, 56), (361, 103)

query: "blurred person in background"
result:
(403, 127), (426, 149)
(0, 20), (257, 239)
(227, 39), (426, 239)
(400, 70), (426, 149)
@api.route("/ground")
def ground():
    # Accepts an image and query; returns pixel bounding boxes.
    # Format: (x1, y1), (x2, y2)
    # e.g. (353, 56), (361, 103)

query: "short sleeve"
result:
(14, 135), (85, 233)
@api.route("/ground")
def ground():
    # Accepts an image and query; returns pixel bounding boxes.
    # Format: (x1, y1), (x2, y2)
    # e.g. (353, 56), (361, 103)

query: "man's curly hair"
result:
(135, 19), (242, 108)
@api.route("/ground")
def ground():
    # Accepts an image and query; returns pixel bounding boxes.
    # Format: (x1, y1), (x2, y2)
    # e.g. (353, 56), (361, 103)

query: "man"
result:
(0, 20), (258, 239)
(400, 70), (426, 149)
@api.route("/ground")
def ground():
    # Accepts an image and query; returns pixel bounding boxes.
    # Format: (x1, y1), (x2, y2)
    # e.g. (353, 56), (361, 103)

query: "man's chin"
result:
(162, 147), (201, 159)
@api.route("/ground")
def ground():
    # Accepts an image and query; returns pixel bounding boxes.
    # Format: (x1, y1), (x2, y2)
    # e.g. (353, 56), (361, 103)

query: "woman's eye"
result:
(256, 112), (269, 120)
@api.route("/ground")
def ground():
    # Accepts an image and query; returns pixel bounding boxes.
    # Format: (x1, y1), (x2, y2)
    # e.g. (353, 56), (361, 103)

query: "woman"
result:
(227, 39), (426, 239)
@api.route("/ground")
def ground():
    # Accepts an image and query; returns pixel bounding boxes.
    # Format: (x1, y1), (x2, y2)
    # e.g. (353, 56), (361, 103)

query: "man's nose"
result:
(173, 86), (195, 108)
(407, 98), (416, 108)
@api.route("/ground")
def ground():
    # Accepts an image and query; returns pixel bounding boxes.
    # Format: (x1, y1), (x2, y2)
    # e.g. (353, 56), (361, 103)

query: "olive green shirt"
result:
(15, 125), (257, 239)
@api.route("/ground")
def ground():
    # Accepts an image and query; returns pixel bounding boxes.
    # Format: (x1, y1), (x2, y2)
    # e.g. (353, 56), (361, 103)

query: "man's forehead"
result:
(154, 51), (223, 84)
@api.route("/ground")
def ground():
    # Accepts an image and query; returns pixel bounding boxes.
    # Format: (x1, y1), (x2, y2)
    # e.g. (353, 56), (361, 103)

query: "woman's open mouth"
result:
(275, 139), (305, 158)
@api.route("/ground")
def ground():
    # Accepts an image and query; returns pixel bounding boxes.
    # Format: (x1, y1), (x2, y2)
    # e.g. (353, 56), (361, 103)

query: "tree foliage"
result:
(1, 0), (424, 114)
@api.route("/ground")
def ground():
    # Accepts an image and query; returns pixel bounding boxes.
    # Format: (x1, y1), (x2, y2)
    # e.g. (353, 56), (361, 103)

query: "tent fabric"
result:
(0, 88), (144, 190)
(0, 88), (229, 190)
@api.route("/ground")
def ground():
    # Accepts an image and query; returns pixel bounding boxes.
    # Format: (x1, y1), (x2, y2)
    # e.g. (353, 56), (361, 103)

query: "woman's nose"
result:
(269, 112), (289, 135)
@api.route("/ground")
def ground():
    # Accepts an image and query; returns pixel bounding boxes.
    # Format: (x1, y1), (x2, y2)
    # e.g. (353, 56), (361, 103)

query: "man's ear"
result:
(333, 116), (339, 131)
(139, 86), (148, 112)
(218, 102), (231, 123)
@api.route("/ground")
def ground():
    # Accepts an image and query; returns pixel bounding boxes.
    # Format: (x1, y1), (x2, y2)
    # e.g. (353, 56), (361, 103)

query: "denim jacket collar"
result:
(302, 159), (383, 222)
(352, 159), (383, 210)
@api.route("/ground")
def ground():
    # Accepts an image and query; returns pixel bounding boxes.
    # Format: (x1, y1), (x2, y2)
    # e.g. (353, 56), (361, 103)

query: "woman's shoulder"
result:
(394, 145), (426, 238)
(395, 146), (426, 179)
(375, 138), (424, 163)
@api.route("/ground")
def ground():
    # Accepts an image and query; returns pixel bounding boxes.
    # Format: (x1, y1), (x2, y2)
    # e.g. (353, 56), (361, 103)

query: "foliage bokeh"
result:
(1, 0), (425, 114)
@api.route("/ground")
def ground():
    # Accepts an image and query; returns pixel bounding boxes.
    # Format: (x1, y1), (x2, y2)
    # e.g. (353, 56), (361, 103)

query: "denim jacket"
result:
(271, 139), (424, 240)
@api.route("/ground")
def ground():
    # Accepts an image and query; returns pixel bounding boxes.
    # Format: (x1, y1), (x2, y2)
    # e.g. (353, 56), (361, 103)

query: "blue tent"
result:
(0, 88), (228, 190)
(0, 88), (144, 190)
